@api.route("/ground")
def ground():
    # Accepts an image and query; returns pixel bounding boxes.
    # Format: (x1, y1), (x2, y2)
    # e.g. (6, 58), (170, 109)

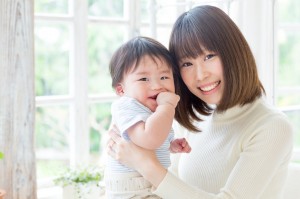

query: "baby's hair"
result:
(109, 36), (178, 90)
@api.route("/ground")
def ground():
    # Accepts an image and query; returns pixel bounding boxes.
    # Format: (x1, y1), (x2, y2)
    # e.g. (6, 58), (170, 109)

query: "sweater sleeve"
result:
(154, 171), (215, 199)
(153, 115), (294, 199)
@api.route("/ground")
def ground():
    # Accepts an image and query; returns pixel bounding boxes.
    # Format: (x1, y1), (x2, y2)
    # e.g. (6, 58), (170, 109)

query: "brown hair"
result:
(109, 36), (179, 91)
(170, 5), (265, 132)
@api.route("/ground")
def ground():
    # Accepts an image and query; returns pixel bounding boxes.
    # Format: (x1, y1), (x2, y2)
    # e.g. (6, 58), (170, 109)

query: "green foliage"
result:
(35, 106), (69, 149)
(87, 24), (124, 94)
(34, 22), (70, 96)
(278, 0), (300, 23)
(37, 159), (68, 179)
(53, 165), (104, 187)
(54, 166), (104, 199)
(35, 0), (68, 14)
(88, 0), (124, 17)
(0, 152), (4, 160)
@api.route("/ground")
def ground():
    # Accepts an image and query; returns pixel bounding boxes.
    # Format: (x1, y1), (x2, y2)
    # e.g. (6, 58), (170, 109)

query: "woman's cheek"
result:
(180, 70), (192, 86)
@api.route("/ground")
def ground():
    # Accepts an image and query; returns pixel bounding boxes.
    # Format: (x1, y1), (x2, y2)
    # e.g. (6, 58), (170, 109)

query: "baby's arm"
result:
(127, 92), (180, 150)
(170, 138), (191, 153)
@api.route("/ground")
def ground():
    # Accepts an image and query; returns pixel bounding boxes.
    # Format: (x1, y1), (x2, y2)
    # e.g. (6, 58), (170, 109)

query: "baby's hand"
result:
(170, 138), (192, 153)
(156, 92), (180, 108)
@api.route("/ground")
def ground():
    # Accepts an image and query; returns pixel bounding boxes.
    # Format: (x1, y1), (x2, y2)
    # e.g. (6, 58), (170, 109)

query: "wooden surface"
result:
(0, 0), (36, 198)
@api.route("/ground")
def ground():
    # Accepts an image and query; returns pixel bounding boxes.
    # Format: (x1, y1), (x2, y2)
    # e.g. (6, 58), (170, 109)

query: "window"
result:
(34, 0), (300, 198)
(275, 0), (300, 161)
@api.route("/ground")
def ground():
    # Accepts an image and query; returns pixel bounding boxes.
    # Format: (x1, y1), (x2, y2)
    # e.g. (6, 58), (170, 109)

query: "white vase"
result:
(63, 184), (104, 199)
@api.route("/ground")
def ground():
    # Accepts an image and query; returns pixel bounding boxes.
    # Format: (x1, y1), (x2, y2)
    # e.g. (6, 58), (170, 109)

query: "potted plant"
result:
(53, 165), (105, 199)
(0, 152), (6, 199)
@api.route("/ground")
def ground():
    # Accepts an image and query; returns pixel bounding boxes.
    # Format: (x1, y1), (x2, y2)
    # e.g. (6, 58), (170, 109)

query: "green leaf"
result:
(53, 165), (103, 187)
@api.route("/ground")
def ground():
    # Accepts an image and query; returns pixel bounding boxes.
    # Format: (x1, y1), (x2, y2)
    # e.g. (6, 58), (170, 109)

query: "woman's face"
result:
(178, 50), (224, 105)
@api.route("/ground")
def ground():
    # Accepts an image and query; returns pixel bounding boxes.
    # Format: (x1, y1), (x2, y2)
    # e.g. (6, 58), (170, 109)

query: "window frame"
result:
(35, 0), (300, 198)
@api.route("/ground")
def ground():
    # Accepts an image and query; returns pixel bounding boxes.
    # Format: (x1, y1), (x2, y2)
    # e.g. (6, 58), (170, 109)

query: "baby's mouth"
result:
(149, 94), (158, 100)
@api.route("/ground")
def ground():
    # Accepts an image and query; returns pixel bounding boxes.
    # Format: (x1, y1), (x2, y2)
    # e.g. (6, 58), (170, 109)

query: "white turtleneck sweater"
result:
(154, 97), (294, 199)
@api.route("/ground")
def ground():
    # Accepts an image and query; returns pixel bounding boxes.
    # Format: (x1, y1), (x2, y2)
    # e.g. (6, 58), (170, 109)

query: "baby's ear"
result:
(115, 84), (124, 96)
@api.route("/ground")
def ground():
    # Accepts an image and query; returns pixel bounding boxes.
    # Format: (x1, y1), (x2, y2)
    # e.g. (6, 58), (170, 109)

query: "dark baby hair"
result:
(109, 36), (179, 91)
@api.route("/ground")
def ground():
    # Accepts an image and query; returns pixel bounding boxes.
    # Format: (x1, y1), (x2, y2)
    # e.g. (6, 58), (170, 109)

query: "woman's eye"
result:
(204, 54), (215, 61)
(181, 62), (192, 68)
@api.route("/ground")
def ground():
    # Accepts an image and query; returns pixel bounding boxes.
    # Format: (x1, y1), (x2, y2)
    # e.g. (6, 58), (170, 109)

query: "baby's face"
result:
(118, 55), (175, 112)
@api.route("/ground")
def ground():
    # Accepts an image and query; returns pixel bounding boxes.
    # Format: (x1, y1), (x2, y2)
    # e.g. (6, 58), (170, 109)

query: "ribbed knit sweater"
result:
(154, 97), (294, 199)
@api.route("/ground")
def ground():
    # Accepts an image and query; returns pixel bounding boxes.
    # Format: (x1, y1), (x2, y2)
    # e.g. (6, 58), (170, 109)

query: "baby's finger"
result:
(181, 138), (187, 147)
(186, 145), (192, 153)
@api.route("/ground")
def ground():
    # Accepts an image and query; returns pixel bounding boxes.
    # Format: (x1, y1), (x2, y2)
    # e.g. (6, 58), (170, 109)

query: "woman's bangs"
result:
(178, 29), (204, 60)
(173, 22), (212, 60)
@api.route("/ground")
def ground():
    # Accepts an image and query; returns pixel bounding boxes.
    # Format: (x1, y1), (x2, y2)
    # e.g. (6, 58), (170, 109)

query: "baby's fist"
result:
(156, 92), (180, 107)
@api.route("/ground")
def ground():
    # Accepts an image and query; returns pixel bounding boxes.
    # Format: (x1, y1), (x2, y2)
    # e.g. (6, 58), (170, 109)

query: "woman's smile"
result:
(198, 81), (221, 94)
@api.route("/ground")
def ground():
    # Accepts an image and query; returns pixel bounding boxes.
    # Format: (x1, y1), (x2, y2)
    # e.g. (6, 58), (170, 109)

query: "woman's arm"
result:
(108, 129), (167, 187)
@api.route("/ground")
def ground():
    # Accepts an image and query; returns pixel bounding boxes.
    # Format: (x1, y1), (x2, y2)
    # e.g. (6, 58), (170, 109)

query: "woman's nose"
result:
(196, 64), (208, 81)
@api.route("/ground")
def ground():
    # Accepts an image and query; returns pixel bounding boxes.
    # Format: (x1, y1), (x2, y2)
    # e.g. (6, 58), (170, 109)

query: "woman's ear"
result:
(115, 83), (124, 96)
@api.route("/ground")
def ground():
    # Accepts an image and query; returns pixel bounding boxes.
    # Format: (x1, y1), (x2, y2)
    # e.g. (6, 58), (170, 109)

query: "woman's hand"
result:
(107, 125), (156, 169)
(107, 125), (168, 187)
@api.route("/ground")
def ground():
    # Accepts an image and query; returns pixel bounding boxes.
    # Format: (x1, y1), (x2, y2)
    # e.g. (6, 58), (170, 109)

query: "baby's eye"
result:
(161, 76), (169, 80)
(204, 54), (216, 61)
(138, 77), (148, 81)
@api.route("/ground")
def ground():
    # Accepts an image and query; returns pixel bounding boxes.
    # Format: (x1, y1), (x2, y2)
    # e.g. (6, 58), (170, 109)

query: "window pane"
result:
(277, 31), (300, 87)
(276, 91), (300, 107)
(88, 0), (124, 17)
(278, 0), (300, 23)
(89, 102), (112, 164)
(35, 105), (70, 178)
(276, 30), (300, 107)
(35, 22), (70, 96)
(276, 0), (300, 162)
(35, 0), (69, 14)
(140, 0), (150, 23)
(87, 24), (127, 94)
(283, 110), (300, 148)
(156, 2), (181, 24)
(140, 25), (173, 47)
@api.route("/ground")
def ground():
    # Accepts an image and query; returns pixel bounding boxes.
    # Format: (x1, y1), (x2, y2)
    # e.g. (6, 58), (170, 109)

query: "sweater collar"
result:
(212, 97), (264, 123)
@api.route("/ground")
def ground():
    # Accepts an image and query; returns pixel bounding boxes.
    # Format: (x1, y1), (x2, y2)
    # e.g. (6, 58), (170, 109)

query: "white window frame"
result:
(35, 0), (300, 198)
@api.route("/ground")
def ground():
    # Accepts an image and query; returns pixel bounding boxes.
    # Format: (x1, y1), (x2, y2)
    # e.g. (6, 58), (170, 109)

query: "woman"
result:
(108, 5), (293, 199)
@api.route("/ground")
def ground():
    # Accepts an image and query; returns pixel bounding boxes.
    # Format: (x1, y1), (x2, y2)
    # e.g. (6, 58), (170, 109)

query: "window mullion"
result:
(69, 0), (89, 166)
(128, 0), (141, 37)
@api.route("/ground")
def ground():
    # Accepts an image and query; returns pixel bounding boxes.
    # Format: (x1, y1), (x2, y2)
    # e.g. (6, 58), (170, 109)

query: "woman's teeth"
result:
(200, 81), (220, 92)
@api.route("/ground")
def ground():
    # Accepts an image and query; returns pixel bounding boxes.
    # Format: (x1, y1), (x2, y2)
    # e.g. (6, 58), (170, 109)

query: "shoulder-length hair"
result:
(170, 5), (265, 132)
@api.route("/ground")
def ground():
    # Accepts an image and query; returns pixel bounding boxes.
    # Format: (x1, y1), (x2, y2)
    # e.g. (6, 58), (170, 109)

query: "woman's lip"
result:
(199, 81), (221, 92)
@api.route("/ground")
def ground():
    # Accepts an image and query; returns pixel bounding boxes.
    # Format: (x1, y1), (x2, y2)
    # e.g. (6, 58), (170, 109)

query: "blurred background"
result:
(33, 0), (300, 198)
